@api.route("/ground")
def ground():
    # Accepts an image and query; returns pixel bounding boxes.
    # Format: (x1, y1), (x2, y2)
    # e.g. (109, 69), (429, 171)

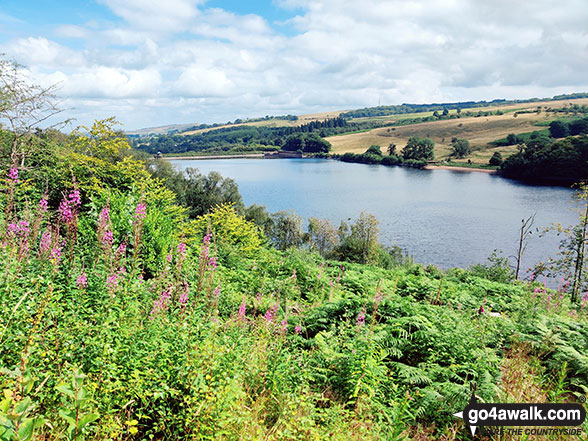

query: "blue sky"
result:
(1, 0), (587, 129)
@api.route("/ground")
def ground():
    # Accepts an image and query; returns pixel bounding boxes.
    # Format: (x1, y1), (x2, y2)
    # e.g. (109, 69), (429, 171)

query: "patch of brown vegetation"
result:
(326, 98), (588, 164)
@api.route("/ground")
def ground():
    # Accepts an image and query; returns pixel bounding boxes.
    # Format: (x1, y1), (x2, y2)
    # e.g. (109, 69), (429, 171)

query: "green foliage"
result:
(402, 137), (435, 161)
(56, 368), (99, 441)
(134, 117), (343, 155)
(468, 250), (515, 283)
(501, 135), (588, 184)
(335, 213), (379, 264)
(365, 145), (383, 156)
(489, 151), (503, 166)
(147, 158), (244, 218)
(282, 133), (331, 153)
(266, 210), (304, 250)
(450, 138), (471, 159)
(192, 203), (264, 257)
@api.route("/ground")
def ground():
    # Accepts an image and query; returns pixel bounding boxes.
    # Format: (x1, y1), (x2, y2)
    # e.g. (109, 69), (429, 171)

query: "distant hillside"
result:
(129, 94), (588, 164)
(326, 97), (588, 165)
(126, 123), (200, 136)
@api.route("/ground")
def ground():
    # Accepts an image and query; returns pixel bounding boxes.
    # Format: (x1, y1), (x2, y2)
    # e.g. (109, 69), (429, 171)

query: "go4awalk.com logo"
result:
(453, 393), (586, 437)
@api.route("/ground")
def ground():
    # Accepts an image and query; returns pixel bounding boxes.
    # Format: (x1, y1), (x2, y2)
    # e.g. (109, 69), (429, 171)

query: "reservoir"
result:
(170, 157), (579, 275)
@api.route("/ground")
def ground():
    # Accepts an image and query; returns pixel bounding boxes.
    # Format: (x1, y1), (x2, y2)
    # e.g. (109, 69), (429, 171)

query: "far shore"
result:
(162, 154), (499, 175)
(424, 164), (498, 174)
(164, 153), (264, 160)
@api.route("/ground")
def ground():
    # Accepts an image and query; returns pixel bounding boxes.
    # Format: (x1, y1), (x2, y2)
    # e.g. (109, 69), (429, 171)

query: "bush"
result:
(489, 151), (503, 166)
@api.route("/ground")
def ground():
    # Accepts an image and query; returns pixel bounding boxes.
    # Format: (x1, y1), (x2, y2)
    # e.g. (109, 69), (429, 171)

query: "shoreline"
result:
(424, 164), (498, 174)
(164, 155), (499, 175)
(164, 153), (264, 160)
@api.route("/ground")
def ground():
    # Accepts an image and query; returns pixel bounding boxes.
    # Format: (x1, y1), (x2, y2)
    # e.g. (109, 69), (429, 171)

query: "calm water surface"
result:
(170, 158), (579, 273)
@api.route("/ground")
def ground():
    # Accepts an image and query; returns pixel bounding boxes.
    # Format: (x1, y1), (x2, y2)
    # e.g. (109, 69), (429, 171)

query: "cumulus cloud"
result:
(1, 0), (587, 128)
(4, 37), (85, 68)
(97, 0), (204, 32)
(51, 67), (162, 98)
(175, 65), (235, 97)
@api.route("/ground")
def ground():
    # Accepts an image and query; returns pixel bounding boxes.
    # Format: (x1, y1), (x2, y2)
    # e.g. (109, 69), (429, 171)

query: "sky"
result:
(0, 0), (587, 130)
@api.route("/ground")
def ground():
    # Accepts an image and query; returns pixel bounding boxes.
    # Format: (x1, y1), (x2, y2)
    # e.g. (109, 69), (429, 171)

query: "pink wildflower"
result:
(117, 266), (126, 281)
(203, 233), (212, 245)
(582, 293), (588, 309)
(150, 289), (172, 316)
(38, 197), (48, 212)
(356, 310), (366, 327)
(238, 300), (246, 319)
(76, 272), (88, 289)
(208, 256), (218, 269)
(68, 188), (81, 207)
(8, 167), (18, 183)
(102, 230), (114, 247)
(7, 223), (18, 235)
(106, 274), (118, 290)
(294, 325), (302, 335)
(177, 242), (187, 259)
(40, 231), (52, 253)
(281, 319), (288, 334)
(166, 254), (173, 263)
(99, 207), (110, 224)
(134, 203), (146, 220)
(179, 291), (188, 305)
(264, 303), (279, 322)
(50, 245), (62, 265)
(18, 220), (30, 235)
(58, 198), (73, 223)
(374, 288), (384, 307)
(117, 242), (127, 255)
(214, 286), (221, 298)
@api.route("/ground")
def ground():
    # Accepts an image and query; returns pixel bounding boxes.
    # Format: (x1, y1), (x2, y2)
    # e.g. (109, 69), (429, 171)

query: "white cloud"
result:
(4, 37), (85, 67)
(2, 0), (587, 128)
(175, 65), (235, 97)
(55, 67), (162, 98)
(97, 0), (203, 32)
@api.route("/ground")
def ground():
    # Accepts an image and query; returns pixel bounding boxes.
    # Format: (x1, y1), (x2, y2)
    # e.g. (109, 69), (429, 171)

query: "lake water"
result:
(170, 158), (579, 274)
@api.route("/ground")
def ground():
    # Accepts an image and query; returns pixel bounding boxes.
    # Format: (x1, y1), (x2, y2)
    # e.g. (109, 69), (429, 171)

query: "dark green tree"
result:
(489, 151), (503, 166)
(303, 133), (331, 153)
(506, 133), (520, 145)
(550, 120), (570, 138)
(402, 137), (435, 161)
(451, 139), (471, 158)
(282, 133), (305, 151)
(365, 145), (383, 156)
(569, 118), (588, 136)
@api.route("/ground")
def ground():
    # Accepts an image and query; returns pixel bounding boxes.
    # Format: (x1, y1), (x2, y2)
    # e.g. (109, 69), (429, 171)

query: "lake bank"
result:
(163, 154), (499, 176)
(424, 164), (498, 174)
(164, 153), (264, 160)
